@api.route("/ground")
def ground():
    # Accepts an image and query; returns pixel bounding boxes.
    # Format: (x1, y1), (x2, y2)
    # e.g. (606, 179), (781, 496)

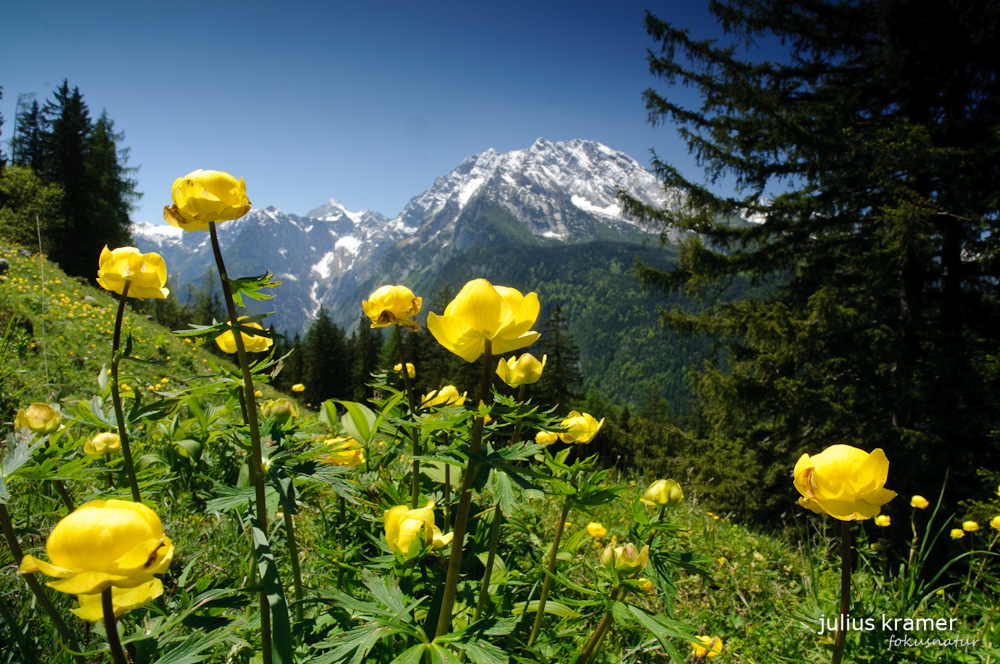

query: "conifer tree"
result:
(534, 305), (583, 412)
(302, 307), (353, 406)
(627, 0), (1000, 515)
(10, 96), (44, 172)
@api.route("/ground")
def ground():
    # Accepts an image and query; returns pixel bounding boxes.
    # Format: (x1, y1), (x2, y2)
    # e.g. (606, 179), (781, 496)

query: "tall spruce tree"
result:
(534, 305), (583, 412)
(626, 0), (1000, 516)
(302, 307), (353, 406)
(10, 96), (44, 172)
(42, 81), (92, 272)
(86, 111), (136, 251)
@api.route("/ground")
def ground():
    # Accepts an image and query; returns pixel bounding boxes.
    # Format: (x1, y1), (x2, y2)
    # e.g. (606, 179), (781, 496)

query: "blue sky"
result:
(3, 1), (733, 223)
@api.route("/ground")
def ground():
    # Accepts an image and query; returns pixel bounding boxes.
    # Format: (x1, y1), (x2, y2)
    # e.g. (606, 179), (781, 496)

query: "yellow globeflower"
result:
(691, 635), (723, 658)
(535, 431), (559, 445)
(14, 403), (63, 435)
(393, 362), (416, 378)
(72, 580), (164, 621)
(163, 169), (251, 232)
(793, 444), (897, 521)
(426, 278), (540, 362)
(990, 516), (1000, 532)
(84, 432), (121, 455)
(421, 385), (467, 409)
(963, 520), (979, 532)
(640, 479), (684, 507)
(215, 317), (273, 354)
(600, 542), (649, 576)
(950, 528), (965, 540)
(261, 398), (299, 424)
(586, 522), (607, 540)
(320, 437), (365, 468)
(910, 495), (930, 509)
(384, 501), (452, 556)
(97, 246), (169, 299)
(559, 411), (604, 444)
(18, 499), (174, 595)
(496, 353), (546, 387)
(875, 514), (891, 527)
(292, 383), (305, 392)
(363, 285), (421, 330)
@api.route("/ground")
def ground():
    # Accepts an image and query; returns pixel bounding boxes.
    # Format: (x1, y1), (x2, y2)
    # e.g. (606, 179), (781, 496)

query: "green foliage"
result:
(627, 0), (1000, 519)
(0, 165), (64, 248)
(7, 80), (138, 279)
(0, 242), (997, 664)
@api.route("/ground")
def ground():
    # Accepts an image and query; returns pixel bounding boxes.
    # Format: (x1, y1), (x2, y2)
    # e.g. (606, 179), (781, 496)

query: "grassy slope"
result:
(0, 242), (290, 423)
(0, 241), (992, 664)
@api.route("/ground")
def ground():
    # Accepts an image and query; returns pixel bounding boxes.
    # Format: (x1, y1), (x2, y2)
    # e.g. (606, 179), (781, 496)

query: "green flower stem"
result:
(575, 585), (621, 664)
(281, 506), (304, 622)
(434, 341), (493, 638)
(208, 222), (272, 664)
(443, 461), (451, 533)
(0, 503), (83, 661)
(508, 385), (526, 446)
(104, 451), (115, 489)
(101, 588), (128, 664)
(51, 478), (75, 513)
(528, 495), (573, 647)
(393, 326), (422, 509)
(109, 280), (142, 503)
(472, 503), (503, 622)
(832, 520), (852, 664)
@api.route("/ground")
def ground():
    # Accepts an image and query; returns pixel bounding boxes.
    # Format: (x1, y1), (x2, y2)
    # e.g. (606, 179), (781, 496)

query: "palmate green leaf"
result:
(204, 485), (279, 515)
(0, 432), (42, 504)
(228, 271), (282, 308)
(312, 624), (413, 664)
(330, 399), (377, 443)
(148, 629), (232, 664)
(391, 645), (429, 664)
(624, 604), (695, 663)
(426, 644), (462, 664)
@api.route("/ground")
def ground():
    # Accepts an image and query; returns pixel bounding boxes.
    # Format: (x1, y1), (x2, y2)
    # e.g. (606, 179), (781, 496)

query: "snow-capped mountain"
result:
(133, 138), (681, 333)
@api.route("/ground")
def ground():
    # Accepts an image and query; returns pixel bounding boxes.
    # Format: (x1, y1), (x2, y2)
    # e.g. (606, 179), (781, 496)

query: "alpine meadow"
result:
(1, 2), (999, 664)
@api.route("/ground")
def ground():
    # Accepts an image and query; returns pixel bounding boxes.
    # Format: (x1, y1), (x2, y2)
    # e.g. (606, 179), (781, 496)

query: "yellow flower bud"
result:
(793, 444), (896, 521)
(691, 635), (723, 658)
(363, 285), (422, 330)
(163, 169), (251, 232)
(14, 403), (63, 435)
(990, 516), (1000, 531)
(426, 278), (540, 362)
(393, 362), (416, 378)
(292, 383), (305, 393)
(559, 411), (604, 444)
(421, 385), (467, 409)
(874, 514), (891, 527)
(535, 431), (559, 445)
(97, 246), (169, 299)
(600, 542), (649, 576)
(18, 499), (173, 596)
(640, 479), (684, 507)
(384, 501), (451, 557)
(215, 317), (273, 354)
(910, 495), (929, 509)
(84, 432), (121, 455)
(586, 522), (607, 540)
(950, 528), (965, 540)
(496, 353), (546, 387)
(962, 520), (979, 532)
(261, 398), (299, 424)
(320, 437), (365, 468)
